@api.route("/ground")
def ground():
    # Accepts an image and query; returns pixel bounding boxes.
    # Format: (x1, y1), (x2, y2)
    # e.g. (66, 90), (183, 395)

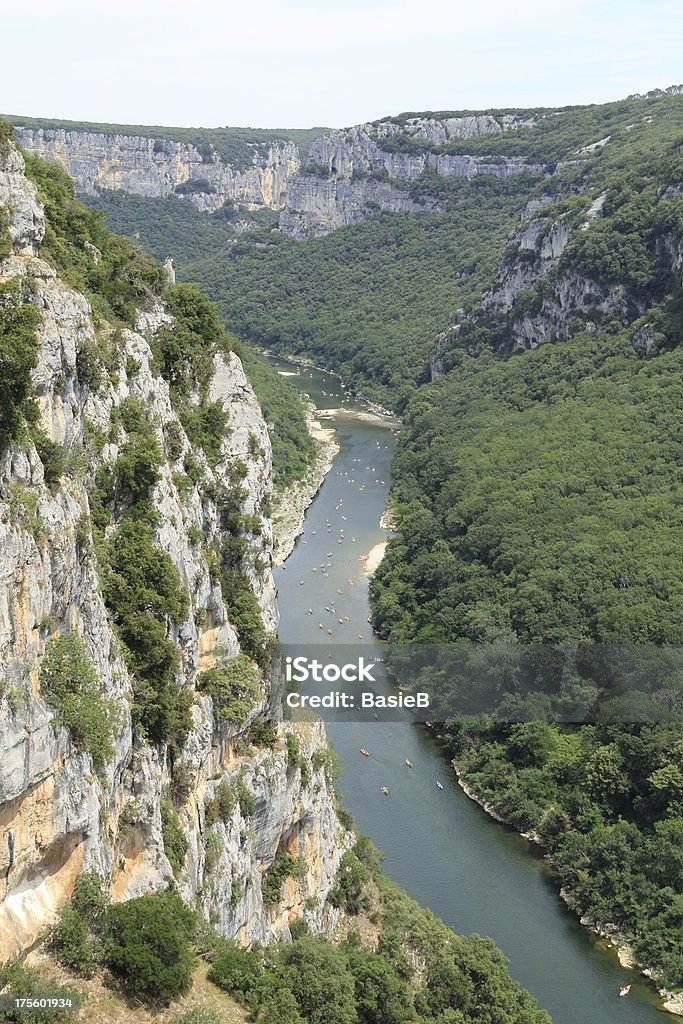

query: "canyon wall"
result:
(0, 139), (351, 959)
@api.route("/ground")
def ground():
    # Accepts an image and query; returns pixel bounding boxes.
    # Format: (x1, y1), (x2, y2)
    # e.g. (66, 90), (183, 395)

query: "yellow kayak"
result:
(405, 759), (413, 768)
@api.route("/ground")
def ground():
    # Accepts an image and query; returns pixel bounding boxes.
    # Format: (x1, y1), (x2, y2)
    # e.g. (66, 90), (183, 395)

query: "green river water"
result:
(270, 356), (670, 1024)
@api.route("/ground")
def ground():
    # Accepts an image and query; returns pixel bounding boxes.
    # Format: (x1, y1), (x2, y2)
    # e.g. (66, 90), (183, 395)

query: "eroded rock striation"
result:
(14, 114), (545, 239)
(0, 140), (351, 959)
(16, 127), (300, 214)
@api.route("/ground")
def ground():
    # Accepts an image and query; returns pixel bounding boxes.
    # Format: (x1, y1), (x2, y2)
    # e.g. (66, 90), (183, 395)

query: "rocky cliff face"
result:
(475, 185), (646, 350)
(280, 173), (442, 238)
(0, 141), (350, 960)
(307, 117), (541, 180)
(281, 116), (544, 237)
(15, 127), (300, 214)
(14, 115), (545, 240)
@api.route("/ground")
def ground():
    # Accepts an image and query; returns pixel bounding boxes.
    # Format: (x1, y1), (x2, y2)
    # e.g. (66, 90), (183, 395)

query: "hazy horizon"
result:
(4, 1), (682, 130)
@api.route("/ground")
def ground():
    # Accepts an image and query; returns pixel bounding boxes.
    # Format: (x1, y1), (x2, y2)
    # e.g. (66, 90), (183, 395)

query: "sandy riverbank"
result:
(271, 410), (339, 564)
(330, 407), (401, 428)
(362, 541), (388, 577)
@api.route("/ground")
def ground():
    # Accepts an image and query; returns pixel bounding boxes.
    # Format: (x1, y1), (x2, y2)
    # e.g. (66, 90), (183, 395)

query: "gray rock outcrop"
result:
(16, 127), (300, 214)
(0, 141), (350, 959)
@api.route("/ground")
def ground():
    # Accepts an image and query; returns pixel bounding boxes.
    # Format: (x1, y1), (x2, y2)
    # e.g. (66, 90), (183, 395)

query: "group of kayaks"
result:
(359, 749), (445, 794)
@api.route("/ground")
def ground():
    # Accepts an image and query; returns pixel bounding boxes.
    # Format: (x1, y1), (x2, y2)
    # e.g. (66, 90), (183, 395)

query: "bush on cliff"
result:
(102, 888), (195, 1003)
(40, 635), (118, 770)
(197, 651), (260, 726)
(0, 280), (40, 451)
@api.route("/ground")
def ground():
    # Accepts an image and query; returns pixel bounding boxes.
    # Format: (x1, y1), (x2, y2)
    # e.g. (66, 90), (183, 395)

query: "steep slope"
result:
(7, 118), (325, 214)
(0, 129), (555, 1024)
(184, 88), (683, 407)
(0, 131), (349, 960)
(368, 93), (683, 1004)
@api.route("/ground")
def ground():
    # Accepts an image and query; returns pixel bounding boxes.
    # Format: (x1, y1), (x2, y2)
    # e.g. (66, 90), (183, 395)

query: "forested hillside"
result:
(29, 88), (683, 997)
(368, 93), (683, 993)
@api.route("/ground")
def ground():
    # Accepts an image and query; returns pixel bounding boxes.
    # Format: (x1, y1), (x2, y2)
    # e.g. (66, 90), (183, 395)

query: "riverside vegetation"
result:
(74, 91), (683, 995)
(34, 843), (551, 1024)
(0, 123), (553, 1024)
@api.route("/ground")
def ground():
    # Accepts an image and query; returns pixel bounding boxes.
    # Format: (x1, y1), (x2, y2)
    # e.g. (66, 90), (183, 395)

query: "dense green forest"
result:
(91, 174), (537, 411)
(181, 175), (534, 410)
(371, 336), (683, 646)
(83, 189), (239, 263)
(368, 97), (683, 991)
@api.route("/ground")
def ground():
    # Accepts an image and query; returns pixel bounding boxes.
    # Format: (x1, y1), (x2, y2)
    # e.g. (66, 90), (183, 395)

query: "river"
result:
(270, 356), (669, 1024)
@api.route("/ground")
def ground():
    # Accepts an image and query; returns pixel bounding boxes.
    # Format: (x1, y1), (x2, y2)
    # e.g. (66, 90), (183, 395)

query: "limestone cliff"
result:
(0, 140), (351, 960)
(13, 115), (545, 239)
(279, 173), (442, 239)
(15, 127), (300, 214)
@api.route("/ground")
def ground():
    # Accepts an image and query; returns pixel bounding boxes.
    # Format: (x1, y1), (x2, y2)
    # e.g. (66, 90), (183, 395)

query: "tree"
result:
(260, 988), (304, 1024)
(197, 652), (260, 725)
(276, 937), (358, 1024)
(0, 281), (40, 449)
(102, 889), (195, 1002)
(346, 947), (416, 1024)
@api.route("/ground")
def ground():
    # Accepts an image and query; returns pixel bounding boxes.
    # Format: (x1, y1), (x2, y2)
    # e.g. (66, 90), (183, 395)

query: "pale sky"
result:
(3, 0), (681, 128)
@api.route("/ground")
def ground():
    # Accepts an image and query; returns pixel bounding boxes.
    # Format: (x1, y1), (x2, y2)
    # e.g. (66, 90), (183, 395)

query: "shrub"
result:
(170, 759), (194, 804)
(261, 853), (303, 908)
(48, 871), (109, 977)
(285, 733), (300, 765)
(164, 420), (185, 461)
(40, 635), (117, 769)
(275, 936), (357, 1024)
(204, 778), (236, 825)
(178, 399), (228, 467)
(102, 889), (195, 1003)
(260, 988), (304, 1024)
(327, 851), (370, 915)
(249, 717), (277, 748)
(112, 432), (161, 508)
(207, 942), (275, 1017)
(197, 652), (259, 725)
(218, 568), (267, 663)
(161, 796), (188, 875)
(102, 518), (190, 746)
(0, 279), (40, 451)
(235, 776), (256, 817)
(31, 429), (65, 492)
